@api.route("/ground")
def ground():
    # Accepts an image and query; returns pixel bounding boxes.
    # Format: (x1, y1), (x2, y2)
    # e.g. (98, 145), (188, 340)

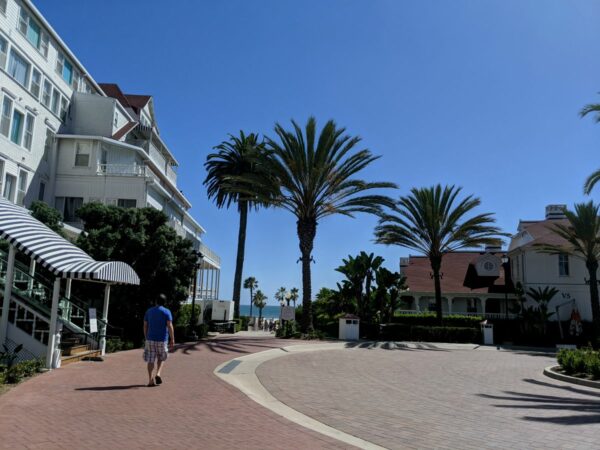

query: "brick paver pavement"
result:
(257, 346), (600, 450)
(0, 335), (351, 450)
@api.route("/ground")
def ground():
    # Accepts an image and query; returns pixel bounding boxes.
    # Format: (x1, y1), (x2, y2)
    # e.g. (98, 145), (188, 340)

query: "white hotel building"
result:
(0, 0), (220, 299)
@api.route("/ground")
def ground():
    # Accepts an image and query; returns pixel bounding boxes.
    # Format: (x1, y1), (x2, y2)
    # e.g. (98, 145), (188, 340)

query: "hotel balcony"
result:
(97, 164), (148, 176)
(130, 126), (178, 186)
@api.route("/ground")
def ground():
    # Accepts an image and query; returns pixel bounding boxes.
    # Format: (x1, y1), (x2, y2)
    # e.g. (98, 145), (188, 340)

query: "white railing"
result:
(396, 310), (517, 320)
(199, 242), (221, 266)
(166, 164), (177, 184)
(97, 164), (147, 176)
(168, 219), (186, 238)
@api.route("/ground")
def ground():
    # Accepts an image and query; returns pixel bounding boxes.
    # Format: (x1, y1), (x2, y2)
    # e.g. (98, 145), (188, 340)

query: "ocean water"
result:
(239, 304), (285, 319)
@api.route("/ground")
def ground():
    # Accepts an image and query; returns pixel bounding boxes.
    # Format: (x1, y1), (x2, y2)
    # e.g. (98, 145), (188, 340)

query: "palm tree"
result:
(534, 201), (600, 337)
(275, 287), (287, 305)
(335, 252), (384, 320)
(374, 185), (506, 324)
(526, 286), (559, 335)
(253, 290), (267, 321)
(265, 117), (397, 332)
(580, 100), (600, 194)
(289, 287), (299, 308)
(204, 132), (269, 318)
(243, 276), (258, 318)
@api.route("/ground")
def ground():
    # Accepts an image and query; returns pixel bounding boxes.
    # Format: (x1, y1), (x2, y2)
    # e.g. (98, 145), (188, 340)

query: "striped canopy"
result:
(0, 198), (139, 285)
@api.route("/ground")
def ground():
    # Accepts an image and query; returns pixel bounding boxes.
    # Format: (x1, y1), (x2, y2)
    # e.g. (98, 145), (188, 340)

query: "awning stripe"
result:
(0, 199), (139, 285)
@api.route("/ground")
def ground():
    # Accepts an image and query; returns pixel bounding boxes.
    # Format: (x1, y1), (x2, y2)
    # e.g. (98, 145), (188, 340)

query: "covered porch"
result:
(399, 293), (519, 319)
(0, 198), (139, 368)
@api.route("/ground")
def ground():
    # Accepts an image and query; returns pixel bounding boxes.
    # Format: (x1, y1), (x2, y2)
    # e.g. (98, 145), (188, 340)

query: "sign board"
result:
(281, 306), (295, 321)
(89, 308), (98, 333)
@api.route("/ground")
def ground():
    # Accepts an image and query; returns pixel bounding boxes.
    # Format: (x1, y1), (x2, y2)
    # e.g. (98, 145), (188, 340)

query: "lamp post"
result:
(501, 255), (509, 320)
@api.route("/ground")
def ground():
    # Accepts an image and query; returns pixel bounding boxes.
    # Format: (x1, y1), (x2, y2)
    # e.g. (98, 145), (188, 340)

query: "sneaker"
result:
(155, 375), (163, 385)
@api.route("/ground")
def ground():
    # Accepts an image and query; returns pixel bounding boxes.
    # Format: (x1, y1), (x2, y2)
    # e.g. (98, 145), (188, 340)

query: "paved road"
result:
(0, 335), (349, 450)
(257, 345), (600, 450)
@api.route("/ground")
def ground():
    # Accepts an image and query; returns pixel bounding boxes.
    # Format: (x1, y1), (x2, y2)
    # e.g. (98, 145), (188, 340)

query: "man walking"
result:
(143, 294), (175, 387)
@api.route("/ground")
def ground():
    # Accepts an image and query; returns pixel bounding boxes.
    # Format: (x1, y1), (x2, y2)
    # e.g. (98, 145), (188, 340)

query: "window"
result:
(26, 18), (41, 48)
(10, 110), (23, 145)
(60, 97), (68, 122)
(3, 173), (15, 201)
(0, 37), (7, 70)
(0, 160), (4, 194)
(16, 170), (27, 206)
(18, 7), (48, 57)
(23, 113), (34, 150)
(42, 80), (51, 107)
(30, 69), (41, 99)
(0, 96), (12, 137)
(51, 88), (59, 114)
(55, 53), (73, 84)
(0, 0), (7, 15)
(74, 142), (90, 167)
(559, 254), (570, 277)
(38, 181), (45, 202)
(62, 197), (83, 222)
(117, 199), (137, 208)
(8, 50), (30, 87)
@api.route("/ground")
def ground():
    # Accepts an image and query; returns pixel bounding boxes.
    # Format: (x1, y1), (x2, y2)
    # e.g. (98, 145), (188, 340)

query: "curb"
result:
(543, 365), (600, 389)
(214, 342), (387, 450)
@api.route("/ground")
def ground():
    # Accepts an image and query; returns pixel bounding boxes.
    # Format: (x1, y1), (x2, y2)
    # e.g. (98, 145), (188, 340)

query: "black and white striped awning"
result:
(0, 198), (139, 285)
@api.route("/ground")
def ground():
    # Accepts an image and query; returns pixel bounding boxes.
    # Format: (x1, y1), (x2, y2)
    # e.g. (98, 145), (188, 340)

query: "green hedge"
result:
(557, 349), (600, 378)
(380, 324), (482, 343)
(0, 358), (45, 384)
(391, 313), (483, 328)
(105, 337), (135, 354)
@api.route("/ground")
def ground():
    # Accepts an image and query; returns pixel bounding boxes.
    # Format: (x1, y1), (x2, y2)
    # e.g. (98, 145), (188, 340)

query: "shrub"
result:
(105, 337), (135, 353)
(380, 324), (481, 343)
(391, 313), (482, 328)
(276, 321), (298, 338)
(557, 348), (600, 378)
(302, 329), (325, 340)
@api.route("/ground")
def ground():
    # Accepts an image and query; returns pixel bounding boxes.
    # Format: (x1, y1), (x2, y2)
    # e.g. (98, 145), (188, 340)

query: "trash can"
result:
(339, 314), (360, 340)
(481, 323), (494, 345)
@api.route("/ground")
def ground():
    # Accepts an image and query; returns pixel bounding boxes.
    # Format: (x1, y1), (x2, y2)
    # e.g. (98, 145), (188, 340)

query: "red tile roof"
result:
(403, 252), (510, 294)
(112, 121), (138, 141)
(124, 94), (151, 110)
(518, 219), (570, 248)
(98, 83), (131, 110)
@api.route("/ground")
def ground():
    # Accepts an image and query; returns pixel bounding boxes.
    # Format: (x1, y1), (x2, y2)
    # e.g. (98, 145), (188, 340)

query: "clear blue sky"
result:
(36, 0), (600, 305)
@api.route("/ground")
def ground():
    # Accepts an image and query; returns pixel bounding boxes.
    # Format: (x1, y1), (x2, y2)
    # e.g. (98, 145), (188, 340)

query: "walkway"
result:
(257, 344), (599, 450)
(0, 335), (348, 450)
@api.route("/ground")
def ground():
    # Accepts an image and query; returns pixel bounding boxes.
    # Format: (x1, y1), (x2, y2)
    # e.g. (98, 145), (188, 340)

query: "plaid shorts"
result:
(143, 340), (168, 363)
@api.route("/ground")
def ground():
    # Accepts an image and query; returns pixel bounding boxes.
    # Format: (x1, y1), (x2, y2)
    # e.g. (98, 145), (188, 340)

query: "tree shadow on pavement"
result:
(477, 378), (600, 425)
(344, 341), (449, 351)
(172, 337), (291, 356)
(75, 384), (146, 391)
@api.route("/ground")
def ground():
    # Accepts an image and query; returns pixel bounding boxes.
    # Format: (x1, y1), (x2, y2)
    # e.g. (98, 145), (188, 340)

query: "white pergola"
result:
(0, 198), (139, 368)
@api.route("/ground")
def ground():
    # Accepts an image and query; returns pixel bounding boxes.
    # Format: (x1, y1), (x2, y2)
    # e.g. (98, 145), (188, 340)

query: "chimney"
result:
(399, 257), (409, 273)
(545, 204), (567, 220)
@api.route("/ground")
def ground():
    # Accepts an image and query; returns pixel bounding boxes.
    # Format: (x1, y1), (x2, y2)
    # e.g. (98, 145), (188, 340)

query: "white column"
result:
(46, 278), (61, 369)
(65, 279), (72, 298)
(414, 296), (421, 312)
(481, 298), (487, 315)
(447, 297), (453, 314)
(199, 268), (205, 324)
(100, 284), (111, 356)
(210, 268), (215, 300)
(215, 269), (220, 300)
(0, 246), (16, 347)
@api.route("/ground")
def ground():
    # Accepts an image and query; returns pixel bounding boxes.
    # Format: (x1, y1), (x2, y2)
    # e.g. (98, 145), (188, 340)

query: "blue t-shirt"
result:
(144, 306), (173, 342)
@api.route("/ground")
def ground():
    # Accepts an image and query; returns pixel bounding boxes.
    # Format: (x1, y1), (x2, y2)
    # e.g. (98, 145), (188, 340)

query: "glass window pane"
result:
(10, 110), (23, 145)
(62, 60), (73, 84)
(24, 114), (34, 150)
(8, 50), (30, 87)
(27, 19), (40, 47)
(42, 80), (51, 107)
(30, 69), (41, 98)
(51, 89), (59, 114)
(0, 37), (7, 70)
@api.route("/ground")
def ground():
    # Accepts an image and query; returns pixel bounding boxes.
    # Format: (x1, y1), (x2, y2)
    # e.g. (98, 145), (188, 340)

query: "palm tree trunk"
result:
(249, 286), (254, 318)
(298, 218), (317, 333)
(431, 256), (443, 325)
(232, 201), (248, 319)
(586, 260), (600, 338)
